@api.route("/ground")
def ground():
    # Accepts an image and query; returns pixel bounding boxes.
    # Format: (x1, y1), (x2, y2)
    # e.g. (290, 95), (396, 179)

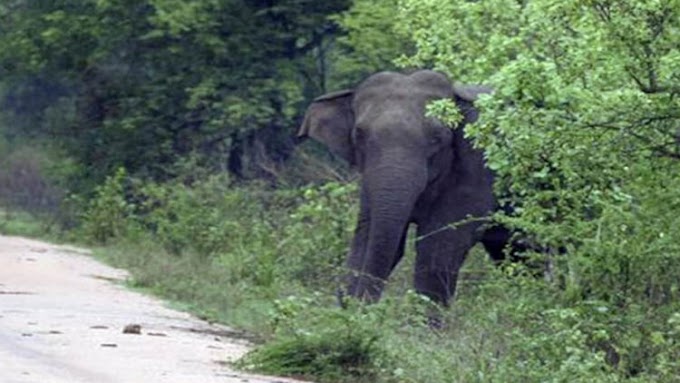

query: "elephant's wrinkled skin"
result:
(298, 70), (510, 305)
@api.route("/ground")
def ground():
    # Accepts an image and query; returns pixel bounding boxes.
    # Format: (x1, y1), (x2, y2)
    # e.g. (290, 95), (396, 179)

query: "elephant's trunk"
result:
(346, 157), (428, 301)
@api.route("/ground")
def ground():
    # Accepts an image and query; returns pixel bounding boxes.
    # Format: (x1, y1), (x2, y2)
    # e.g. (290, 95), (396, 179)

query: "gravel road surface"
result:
(0, 235), (305, 383)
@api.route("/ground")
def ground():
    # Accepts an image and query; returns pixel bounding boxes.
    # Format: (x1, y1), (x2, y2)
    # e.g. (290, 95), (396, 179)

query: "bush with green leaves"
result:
(277, 182), (357, 289)
(80, 168), (134, 243)
(393, 0), (680, 299)
(380, 0), (680, 379)
(128, 178), (357, 290)
(133, 175), (263, 257)
(78, 168), (359, 326)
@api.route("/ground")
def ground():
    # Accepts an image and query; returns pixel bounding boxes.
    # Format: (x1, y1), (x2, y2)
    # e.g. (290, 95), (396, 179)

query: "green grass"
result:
(90, 236), (278, 333)
(0, 209), (54, 238)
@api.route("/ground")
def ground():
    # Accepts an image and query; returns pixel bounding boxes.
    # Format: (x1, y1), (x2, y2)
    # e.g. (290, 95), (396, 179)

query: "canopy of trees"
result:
(0, 0), (352, 183)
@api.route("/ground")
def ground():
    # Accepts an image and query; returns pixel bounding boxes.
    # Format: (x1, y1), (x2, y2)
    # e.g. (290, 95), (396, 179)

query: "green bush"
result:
(80, 168), (134, 244)
(277, 182), (357, 289)
(133, 174), (262, 256)
(80, 170), (359, 329)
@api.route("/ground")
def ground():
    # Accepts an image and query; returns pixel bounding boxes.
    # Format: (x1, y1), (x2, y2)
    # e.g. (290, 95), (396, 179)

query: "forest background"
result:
(1, 1), (679, 382)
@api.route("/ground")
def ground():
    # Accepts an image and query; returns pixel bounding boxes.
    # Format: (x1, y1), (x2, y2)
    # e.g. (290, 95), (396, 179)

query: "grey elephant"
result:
(298, 70), (511, 306)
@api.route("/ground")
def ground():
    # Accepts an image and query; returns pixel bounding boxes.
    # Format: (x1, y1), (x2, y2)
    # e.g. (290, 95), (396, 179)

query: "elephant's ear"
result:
(452, 84), (493, 124)
(297, 89), (355, 164)
(452, 84), (493, 102)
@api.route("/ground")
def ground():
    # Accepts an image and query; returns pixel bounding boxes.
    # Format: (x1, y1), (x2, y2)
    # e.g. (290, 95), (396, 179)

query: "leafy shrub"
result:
(277, 182), (357, 289)
(372, 1), (680, 380)
(133, 174), (260, 256)
(80, 167), (134, 243)
(79, 169), (360, 327)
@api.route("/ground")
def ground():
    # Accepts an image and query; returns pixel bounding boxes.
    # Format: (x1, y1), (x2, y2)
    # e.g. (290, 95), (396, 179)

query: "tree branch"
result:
(561, 113), (680, 160)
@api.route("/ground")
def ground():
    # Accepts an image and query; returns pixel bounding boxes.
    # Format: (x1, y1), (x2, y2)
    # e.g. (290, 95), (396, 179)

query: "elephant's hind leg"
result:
(480, 225), (513, 263)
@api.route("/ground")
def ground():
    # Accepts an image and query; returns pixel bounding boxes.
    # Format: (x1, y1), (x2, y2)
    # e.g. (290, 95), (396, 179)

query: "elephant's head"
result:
(298, 70), (493, 303)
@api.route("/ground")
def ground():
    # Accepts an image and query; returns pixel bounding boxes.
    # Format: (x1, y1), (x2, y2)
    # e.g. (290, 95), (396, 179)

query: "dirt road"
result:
(0, 235), (304, 383)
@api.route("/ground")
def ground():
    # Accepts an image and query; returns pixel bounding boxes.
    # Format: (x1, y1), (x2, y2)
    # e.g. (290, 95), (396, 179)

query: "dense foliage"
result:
(1, 0), (679, 382)
(399, 0), (680, 324)
(0, 0), (351, 184)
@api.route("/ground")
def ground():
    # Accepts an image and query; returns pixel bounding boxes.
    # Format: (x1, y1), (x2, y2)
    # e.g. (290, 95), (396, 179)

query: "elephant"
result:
(297, 70), (512, 306)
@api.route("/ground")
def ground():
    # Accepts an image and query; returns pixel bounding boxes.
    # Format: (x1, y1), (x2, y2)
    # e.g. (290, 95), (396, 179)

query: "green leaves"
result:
(425, 99), (463, 128)
(396, 1), (680, 377)
(0, 0), (353, 183)
(331, 0), (410, 82)
(81, 168), (134, 244)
